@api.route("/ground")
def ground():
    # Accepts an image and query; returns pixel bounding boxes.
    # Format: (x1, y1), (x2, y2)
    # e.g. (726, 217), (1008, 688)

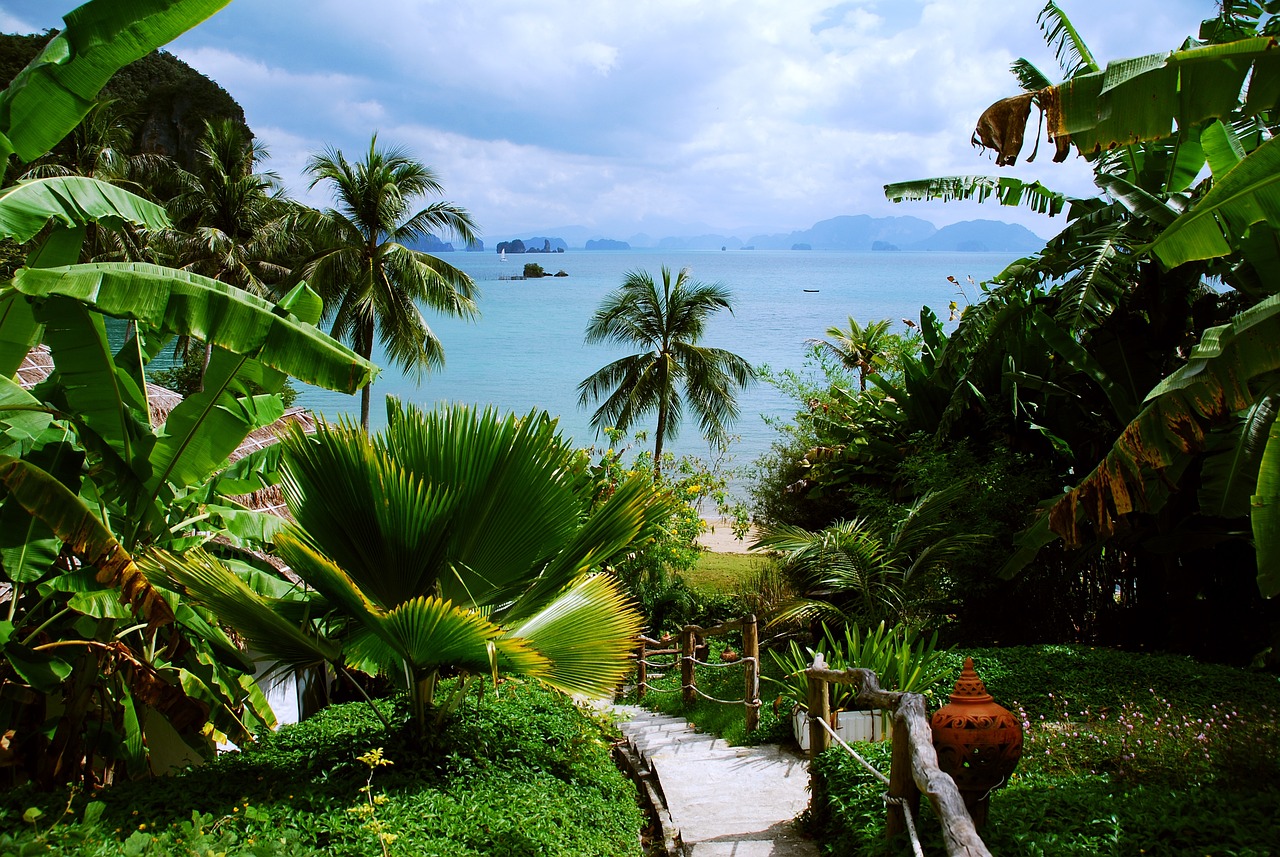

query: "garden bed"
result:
(1, 681), (645, 856)
(811, 646), (1280, 856)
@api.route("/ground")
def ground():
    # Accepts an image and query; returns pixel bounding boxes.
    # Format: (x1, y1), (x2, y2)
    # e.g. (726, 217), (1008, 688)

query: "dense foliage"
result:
(0, 682), (645, 856)
(0, 33), (246, 174)
(754, 2), (1280, 664)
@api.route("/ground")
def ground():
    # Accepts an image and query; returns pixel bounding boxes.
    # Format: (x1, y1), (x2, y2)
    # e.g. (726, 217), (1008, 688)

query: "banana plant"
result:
(0, 0), (379, 787)
(881, 1), (1280, 599)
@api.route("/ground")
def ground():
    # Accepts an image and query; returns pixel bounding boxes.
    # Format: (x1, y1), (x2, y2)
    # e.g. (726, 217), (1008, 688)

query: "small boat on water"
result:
(803, 289), (820, 293)
(500, 249), (507, 262)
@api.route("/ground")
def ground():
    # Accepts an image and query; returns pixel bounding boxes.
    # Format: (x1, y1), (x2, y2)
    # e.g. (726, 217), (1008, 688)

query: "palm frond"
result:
(885, 175), (1066, 217)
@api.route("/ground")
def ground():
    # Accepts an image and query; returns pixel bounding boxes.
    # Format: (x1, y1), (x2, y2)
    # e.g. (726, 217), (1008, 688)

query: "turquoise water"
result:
(293, 249), (1024, 469)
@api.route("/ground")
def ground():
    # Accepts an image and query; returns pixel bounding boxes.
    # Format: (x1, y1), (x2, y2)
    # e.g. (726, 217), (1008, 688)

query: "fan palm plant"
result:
(159, 400), (673, 735)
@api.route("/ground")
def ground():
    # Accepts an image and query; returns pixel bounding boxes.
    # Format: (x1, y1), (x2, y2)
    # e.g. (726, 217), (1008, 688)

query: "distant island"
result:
(495, 238), (567, 254)
(485, 215), (1047, 254)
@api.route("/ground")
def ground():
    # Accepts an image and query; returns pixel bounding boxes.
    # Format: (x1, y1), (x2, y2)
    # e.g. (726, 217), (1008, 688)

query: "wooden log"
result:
(680, 627), (696, 706)
(885, 706), (920, 840)
(743, 614), (759, 733)
(807, 653), (831, 759)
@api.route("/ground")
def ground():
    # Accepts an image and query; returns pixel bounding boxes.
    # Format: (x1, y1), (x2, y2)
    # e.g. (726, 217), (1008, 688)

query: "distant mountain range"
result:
(475, 215), (1047, 254)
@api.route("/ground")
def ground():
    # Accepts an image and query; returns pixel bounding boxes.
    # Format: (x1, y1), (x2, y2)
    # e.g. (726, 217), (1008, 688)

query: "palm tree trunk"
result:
(653, 399), (668, 481)
(359, 318), (375, 431)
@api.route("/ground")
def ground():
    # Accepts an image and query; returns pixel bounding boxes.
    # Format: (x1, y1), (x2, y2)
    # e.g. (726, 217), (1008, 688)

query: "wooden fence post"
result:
(637, 637), (647, 701)
(743, 614), (759, 733)
(885, 706), (921, 839)
(807, 653), (831, 759)
(681, 626), (696, 706)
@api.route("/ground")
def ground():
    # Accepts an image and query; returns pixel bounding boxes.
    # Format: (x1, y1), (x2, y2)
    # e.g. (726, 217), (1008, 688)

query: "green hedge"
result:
(1, 681), (644, 856)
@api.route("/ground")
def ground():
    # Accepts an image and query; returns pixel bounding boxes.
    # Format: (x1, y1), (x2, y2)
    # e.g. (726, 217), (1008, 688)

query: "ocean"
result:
(292, 249), (1025, 474)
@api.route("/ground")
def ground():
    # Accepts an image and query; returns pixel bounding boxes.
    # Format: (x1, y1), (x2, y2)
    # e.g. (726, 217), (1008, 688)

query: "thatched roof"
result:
(18, 345), (184, 427)
(16, 346), (317, 515)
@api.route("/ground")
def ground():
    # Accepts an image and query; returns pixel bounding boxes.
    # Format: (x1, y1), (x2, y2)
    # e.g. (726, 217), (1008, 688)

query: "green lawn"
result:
(686, 550), (765, 595)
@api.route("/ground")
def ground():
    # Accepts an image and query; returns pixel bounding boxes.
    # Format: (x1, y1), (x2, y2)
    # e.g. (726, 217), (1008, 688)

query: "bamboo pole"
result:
(743, 614), (759, 733)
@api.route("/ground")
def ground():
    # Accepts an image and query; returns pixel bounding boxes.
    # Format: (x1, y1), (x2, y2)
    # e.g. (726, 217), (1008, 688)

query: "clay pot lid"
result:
(948, 657), (994, 704)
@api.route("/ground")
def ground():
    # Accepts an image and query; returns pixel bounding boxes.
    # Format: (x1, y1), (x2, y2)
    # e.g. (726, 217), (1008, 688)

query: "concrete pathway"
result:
(611, 705), (819, 857)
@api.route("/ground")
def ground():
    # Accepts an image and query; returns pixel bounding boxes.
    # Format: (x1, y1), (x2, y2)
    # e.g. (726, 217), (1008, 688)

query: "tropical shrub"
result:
(753, 486), (988, 631)
(764, 620), (951, 714)
(158, 400), (673, 736)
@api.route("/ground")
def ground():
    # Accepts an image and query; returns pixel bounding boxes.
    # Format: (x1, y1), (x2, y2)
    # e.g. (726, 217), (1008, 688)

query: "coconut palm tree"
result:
(809, 317), (893, 390)
(577, 266), (757, 479)
(301, 136), (479, 429)
(160, 118), (296, 298)
(158, 401), (672, 735)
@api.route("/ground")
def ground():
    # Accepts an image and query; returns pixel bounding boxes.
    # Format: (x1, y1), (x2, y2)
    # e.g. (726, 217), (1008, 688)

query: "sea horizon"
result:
(292, 248), (1028, 489)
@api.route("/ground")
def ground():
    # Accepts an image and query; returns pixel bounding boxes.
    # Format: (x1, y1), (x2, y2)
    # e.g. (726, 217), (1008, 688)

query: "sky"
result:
(0, 0), (1218, 244)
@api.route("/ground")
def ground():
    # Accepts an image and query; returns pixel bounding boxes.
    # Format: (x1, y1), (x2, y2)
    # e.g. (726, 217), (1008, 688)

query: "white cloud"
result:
(0, 0), (1222, 239)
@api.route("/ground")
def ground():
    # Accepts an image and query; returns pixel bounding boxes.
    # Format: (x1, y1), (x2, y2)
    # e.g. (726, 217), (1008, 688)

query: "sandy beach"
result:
(697, 517), (759, 554)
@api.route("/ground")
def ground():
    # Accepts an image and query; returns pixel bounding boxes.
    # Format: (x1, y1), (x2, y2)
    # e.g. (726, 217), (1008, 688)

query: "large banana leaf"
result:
(0, 176), (170, 242)
(0, 455), (172, 626)
(36, 296), (152, 470)
(1253, 416), (1280, 595)
(0, 0), (231, 163)
(1042, 295), (1280, 594)
(145, 348), (285, 500)
(1053, 38), (1274, 155)
(1198, 393), (1279, 518)
(13, 263), (377, 394)
(1149, 135), (1280, 269)
(884, 176), (1066, 217)
(0, 437), (77, 584)
(0, 374), (54, 457)
(0, 291), (43, 379)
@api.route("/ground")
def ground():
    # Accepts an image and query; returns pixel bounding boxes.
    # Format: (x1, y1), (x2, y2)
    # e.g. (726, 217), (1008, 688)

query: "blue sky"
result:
(1, 0), (1217, 243)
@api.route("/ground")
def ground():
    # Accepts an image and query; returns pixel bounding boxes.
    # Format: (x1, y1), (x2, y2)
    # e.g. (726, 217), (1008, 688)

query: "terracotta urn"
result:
(930, 657), (1023, 827)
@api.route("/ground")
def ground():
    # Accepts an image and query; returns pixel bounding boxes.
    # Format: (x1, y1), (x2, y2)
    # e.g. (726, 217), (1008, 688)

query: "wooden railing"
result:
(804, 653), (992, 857)
(634, 614), (761, 732)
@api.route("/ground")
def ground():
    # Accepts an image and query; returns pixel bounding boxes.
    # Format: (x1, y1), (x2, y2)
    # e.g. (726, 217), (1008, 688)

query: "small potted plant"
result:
(765, 620), (951, 749)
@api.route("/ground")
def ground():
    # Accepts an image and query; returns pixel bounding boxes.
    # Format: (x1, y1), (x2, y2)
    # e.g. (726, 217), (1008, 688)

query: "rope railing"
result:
(810, 712), (925, 857)
(634, 614), (761, 732)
